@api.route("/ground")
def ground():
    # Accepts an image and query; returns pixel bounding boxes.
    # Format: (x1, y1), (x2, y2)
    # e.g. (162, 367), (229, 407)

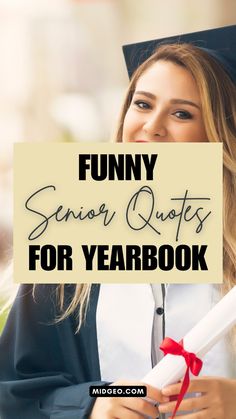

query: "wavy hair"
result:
(57, 43), (236, 332)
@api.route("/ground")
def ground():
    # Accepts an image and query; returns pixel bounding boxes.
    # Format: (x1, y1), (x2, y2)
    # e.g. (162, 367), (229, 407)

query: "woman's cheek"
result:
(171, 124), (195, 142)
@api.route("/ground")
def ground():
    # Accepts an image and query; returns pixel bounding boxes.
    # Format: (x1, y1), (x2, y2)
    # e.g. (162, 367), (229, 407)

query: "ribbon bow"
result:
(160, 337), (203, 419)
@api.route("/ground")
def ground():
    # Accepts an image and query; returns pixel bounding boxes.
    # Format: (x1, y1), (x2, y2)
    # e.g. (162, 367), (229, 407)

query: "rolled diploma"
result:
(142, 286), (236, 388)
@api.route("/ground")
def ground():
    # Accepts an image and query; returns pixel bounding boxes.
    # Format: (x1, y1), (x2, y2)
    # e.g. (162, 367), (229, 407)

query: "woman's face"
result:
(122, 60), (208, 143)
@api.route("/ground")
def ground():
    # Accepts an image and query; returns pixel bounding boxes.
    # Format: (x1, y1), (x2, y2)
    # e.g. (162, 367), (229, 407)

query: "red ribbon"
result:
(160, 337), (203, 419)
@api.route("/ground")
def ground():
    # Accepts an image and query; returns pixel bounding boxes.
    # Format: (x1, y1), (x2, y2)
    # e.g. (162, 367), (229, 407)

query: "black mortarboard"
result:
(123, 25), (236, 83)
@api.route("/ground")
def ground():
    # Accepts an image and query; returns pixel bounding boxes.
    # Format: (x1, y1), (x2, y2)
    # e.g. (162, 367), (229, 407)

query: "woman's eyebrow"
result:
(170, 98), (200, 109)
(134, 91), (156, 100)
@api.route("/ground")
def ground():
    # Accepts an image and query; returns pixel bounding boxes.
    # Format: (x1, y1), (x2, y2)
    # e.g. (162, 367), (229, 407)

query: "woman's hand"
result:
(90, 380), (168, 418)
(159, 376), (236, 418)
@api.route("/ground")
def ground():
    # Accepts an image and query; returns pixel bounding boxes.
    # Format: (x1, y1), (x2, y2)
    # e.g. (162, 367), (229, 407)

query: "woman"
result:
(91, 33), (236, 418)
(0, 27), (236, 419)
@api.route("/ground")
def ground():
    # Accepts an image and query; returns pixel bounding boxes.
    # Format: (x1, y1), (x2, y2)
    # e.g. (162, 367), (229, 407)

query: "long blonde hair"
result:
(58, 43), (236, 331)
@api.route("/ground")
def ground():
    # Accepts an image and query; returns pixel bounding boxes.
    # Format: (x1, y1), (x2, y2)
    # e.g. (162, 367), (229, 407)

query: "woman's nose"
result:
(143, 113), (167, 139)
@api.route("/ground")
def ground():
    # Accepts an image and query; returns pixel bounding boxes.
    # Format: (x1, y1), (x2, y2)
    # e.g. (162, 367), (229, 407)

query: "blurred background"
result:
(0, 0), (235, 325)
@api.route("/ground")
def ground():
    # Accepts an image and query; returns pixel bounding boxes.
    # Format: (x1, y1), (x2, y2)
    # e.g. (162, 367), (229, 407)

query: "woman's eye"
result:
(173, 110), (193, 119)
(134, 100), (151, 110)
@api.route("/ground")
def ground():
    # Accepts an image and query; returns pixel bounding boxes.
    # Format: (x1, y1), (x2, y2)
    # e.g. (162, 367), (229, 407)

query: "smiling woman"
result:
(0, 26), (236, 419)
(116, 41), (236, 148)
(122, 59), (207, 143)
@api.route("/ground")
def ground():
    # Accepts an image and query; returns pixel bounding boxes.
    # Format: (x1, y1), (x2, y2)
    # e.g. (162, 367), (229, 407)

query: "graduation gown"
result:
(0, 283), (235, 419)
(0, 284), (105, 419)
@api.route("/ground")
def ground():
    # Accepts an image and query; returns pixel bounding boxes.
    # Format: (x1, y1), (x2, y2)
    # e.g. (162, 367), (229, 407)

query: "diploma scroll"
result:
(142, 286), (236, 388)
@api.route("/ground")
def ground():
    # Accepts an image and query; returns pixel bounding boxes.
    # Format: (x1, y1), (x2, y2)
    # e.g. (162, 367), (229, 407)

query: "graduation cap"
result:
(123, 25), (236, 83)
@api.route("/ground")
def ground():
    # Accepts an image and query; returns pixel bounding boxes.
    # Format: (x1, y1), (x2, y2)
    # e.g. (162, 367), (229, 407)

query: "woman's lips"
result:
(134, 140), (148, 143)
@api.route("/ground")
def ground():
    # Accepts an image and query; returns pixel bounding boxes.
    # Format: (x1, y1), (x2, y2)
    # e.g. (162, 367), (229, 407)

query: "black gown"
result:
(0, 284), (107, 419)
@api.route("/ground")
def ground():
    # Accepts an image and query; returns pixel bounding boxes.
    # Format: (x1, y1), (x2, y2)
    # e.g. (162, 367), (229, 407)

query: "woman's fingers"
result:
(111, 380), (168, 403)
(160, 377), (236, 419)
(91, 380), (164, 419)
(113, 404), (149, 419)
(120, 397), (159, 418)
(143, 382), (169, 403)
(161, 376), (216, 397)
(91, 396), (159, 419)
(158, 394), (208, 414)
(164, 410), (209, 419)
